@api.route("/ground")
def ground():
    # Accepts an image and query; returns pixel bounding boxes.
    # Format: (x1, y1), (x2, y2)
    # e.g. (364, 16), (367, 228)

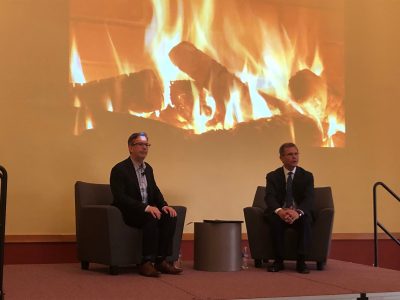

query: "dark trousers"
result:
(267, 213), (312, 260)
(141, 213), (177, 261)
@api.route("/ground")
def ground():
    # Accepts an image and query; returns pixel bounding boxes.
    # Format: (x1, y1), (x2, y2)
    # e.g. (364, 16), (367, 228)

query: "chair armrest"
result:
(79, 205), (142, 244)
(313, 207), (334, 237)
(78, 205), (123, 242)
(243, 206), (265, 226)
(171, 205), (186, 218)
(80, 204), (126, 227)
(168, 206), (187, 261)
(77, 205), (142, 264)
(311, 207), (334, 260)
(243, 207), (269, 259)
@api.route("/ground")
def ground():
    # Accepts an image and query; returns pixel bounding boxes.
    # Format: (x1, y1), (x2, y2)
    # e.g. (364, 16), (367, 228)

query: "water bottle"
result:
(242, 246), (249, 269)
(174, 250), (182, 269)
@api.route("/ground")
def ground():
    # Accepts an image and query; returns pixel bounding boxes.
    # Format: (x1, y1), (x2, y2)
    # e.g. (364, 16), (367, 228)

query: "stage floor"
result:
(3, 259), (400, 299)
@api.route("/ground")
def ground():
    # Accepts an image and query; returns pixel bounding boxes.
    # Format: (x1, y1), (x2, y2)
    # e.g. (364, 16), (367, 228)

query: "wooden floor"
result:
(3, 259), (400, 300)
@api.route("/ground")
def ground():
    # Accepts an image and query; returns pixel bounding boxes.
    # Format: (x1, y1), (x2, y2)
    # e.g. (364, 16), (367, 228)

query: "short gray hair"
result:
(128, 132), (148, 145)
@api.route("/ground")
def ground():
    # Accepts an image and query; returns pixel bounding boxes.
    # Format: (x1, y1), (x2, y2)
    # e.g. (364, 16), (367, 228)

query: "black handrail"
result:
(0, 165), (8, 300)
(373, 181), (400, 267)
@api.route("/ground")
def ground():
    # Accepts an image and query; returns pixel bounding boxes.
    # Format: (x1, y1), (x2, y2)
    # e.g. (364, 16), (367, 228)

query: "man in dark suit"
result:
(110, 132), (182, 277)
(264, 142), (314, 274)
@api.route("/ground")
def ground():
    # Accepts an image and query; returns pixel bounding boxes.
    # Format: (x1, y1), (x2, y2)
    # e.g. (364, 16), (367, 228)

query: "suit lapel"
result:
(292, 167), (303, 194)
(144, 163), (151, 195)
(278, 167), (286, 195)
(294, 167), (303, 181)
(125, 158), (140, 192)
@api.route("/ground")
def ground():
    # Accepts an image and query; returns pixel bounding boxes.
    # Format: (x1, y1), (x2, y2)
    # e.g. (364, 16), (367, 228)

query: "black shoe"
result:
(267, 260), (284, 272)
(296, 261), (310, 274)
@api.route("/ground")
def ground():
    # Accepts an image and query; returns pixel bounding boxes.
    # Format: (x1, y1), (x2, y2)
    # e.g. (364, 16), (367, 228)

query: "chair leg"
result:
(81, 261), (89, 270)
(254, 259), (263, 268)
(109, 266), (119, 275)
(316, 261), (325, 270)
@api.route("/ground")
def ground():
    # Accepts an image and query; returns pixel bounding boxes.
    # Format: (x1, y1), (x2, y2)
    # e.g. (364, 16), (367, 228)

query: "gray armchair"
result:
(243, 186), (334, 270)
(75, 181), (186, 275)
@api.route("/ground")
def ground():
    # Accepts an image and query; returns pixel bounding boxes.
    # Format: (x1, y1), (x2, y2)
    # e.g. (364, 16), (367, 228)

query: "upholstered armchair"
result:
(75, 181), (186, 275)
(244, 186), (334, 270)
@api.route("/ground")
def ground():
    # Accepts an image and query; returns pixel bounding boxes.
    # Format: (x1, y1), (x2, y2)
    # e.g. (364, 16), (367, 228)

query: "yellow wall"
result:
(0, 0), (399, 235)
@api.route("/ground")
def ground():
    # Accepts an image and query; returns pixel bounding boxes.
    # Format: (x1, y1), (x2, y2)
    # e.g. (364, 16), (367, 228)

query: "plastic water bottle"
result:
(174, 250), (182, 269)
(242, 246), (249, 269)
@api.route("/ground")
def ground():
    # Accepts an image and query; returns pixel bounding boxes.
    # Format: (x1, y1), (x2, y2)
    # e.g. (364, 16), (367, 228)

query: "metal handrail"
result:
(0, 165), (8, 299)
(0, 166), (7, 300)
(373, 181), (400, 267)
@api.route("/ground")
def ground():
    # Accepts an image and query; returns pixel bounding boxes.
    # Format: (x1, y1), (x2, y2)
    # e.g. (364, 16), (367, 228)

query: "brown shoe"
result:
(138, 261), (160, 277)
(155, 260), (183, 275)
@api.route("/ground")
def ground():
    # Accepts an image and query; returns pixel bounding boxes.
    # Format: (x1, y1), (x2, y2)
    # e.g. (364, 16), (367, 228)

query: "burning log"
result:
(169, 80), (194, 121)
(168, 41), (241, 90)
(288, 69), (327, 104)
(72, 69), (163, 114)
(156, 80), (195, 128)
(288, 69), (345, 145)
(288, 69), (343, 113)
(169, 41), (256, 124)
(169, 41), (292, 124)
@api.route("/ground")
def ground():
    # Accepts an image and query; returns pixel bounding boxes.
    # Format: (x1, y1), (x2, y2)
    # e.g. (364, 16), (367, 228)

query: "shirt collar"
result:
(130, 158), (146, 172)
(283, 166), (296, 177)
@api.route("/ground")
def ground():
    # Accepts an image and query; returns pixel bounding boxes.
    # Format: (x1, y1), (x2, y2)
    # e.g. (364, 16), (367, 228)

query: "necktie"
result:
(285, 171), (294, 208)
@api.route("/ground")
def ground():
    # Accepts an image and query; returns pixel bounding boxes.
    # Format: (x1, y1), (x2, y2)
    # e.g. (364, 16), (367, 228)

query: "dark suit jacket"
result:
(264, 166), (314, 216)
(110, 157), (168, 227)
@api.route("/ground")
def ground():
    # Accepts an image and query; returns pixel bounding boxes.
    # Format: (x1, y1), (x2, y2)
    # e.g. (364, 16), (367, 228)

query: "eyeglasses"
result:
(132, 142), (151, 147)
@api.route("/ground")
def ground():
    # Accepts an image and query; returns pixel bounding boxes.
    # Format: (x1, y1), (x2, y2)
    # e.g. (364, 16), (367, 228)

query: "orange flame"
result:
(323, 115), (346, 147)
(70, 34), (86, 84)
(73, 96), (81, 108)
(85, 115), (94, 130)
(106, 28), (134, 75)
(106, 98), (113, 112)
(237, 64), (273, 120)
(188, 0), (218, 60)
(190, 86), (218, 134)
(145, 0), (186, 109)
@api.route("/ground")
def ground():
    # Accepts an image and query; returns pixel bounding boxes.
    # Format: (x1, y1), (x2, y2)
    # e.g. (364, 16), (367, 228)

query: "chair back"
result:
(252, 186), (267, 209)
(252, 186), (333, 214)
(312, 187), (334, 218)
(75, 181), (114, 238)
(75, 181), (113, 208)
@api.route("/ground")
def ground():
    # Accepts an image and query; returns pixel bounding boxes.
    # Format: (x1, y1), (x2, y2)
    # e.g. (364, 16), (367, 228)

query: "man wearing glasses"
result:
(110, 132), (182, 277)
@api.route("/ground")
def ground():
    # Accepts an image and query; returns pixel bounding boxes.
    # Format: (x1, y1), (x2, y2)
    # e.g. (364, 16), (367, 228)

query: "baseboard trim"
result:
(4, 232), (400, 243)
(5, 235), (76, 243)
(3, 235), (400, 270)
(332, 233), (400, 240)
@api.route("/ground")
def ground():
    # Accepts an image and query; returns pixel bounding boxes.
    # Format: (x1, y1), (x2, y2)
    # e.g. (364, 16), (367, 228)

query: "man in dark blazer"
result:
(110, 132), (182, 277)
(264, 142), (314, 274)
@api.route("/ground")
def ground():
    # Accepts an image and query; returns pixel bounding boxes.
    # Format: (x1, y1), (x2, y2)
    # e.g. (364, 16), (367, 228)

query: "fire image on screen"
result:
(69, 0), (345, 147)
